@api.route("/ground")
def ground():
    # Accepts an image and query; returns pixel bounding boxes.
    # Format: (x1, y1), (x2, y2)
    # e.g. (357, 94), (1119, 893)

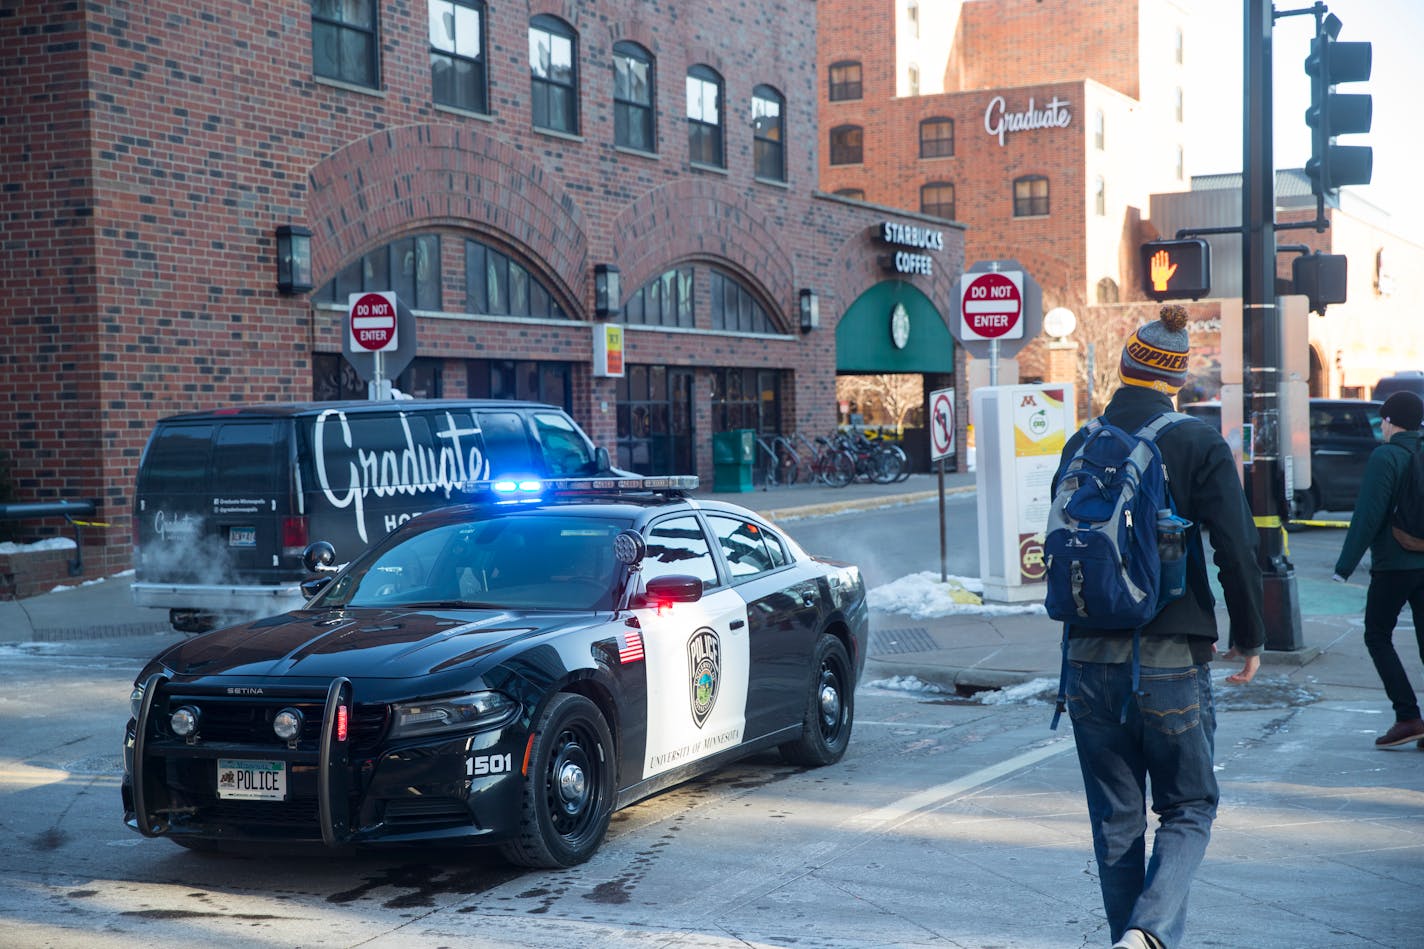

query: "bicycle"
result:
(808, 435), (855, 487)
(833, 431), (903, 484)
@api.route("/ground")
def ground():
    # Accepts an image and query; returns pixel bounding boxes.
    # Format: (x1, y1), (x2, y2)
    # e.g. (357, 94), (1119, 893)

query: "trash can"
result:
(712, 429), (756, 492)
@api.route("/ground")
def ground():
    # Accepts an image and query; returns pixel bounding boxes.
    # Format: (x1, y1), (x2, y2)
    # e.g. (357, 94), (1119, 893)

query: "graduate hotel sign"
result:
(984, 95), (1072, 146)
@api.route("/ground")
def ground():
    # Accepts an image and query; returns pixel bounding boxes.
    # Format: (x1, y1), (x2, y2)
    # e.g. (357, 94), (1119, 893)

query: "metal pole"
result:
(1244, 0), (1304, 649)
(938, 457), (947, 583)
(988, 339), (999, 386)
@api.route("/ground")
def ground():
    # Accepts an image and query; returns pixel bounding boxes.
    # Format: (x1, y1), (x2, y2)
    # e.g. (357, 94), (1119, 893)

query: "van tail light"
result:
(281, 516), (309, 558)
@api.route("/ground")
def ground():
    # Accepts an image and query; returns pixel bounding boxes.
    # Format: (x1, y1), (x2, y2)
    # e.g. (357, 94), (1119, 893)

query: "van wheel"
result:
(1288, 489), (1318, 529)
(779, 634), (854, 767)
(499, 693), (615, 868)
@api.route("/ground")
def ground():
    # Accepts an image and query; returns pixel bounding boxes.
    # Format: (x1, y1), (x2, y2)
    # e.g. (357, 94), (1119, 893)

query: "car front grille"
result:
(154, 690), (389, 755)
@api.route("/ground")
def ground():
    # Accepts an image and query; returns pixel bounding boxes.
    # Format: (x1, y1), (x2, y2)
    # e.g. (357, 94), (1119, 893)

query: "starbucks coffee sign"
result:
(877, 221), (944, 276)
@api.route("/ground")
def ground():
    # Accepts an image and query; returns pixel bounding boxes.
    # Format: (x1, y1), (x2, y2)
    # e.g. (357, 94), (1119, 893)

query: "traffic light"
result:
(1304, 13), (1372, 196)
(1140, 239), (1210, 301)
(1292, 252), (1348, 315)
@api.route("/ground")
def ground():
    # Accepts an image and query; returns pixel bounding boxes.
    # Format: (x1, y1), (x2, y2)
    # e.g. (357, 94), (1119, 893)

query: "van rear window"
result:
(211, 422), (280, 494)
(141, 424), (214, 492)
(477, 412), (537, 473)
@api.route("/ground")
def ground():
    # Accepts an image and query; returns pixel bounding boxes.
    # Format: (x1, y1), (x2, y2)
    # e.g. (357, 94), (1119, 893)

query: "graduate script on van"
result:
(313, 408), (491, 543)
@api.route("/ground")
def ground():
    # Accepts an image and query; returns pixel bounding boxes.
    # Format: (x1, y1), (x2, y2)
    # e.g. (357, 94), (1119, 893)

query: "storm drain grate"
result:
(869, 627), (936, 656)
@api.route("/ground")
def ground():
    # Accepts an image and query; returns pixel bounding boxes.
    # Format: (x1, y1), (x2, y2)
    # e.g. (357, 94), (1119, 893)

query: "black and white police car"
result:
(122, 476), (868, 867)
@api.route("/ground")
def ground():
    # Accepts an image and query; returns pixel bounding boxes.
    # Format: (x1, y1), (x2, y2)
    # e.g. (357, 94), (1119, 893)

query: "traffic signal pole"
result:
(1244, 0), (1304, 650)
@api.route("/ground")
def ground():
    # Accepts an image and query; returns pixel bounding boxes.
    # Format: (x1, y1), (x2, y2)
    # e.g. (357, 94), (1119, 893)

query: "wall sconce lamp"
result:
(799, 288), (820, 333)
(594, 264), (622, 318)
(275, 225), (313, 295)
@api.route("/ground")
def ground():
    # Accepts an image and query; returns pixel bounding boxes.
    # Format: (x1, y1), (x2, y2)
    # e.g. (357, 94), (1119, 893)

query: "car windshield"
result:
(312, 511), (631, 612)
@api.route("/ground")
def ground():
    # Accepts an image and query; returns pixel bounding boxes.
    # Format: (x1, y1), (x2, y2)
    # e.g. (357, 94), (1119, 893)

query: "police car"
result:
(122, 476), (868, 867)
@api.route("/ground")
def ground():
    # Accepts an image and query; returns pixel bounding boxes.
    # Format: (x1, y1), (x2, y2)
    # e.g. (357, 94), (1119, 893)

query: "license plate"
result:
(217, 759), (286, 800)
(228, 526), (256, 547)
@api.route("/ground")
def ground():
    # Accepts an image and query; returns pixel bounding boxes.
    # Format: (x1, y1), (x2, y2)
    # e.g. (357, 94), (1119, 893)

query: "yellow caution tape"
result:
(1252, 515), (1282, 528)
(1289, 519), (1349, 529)
(70, 520), (111, 527)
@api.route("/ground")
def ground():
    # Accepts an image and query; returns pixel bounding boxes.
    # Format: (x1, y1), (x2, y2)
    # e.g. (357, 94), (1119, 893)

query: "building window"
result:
(465, 238), (569, 318)
(907, 1), (920, 38)
(317, 234), (442, 310)
(613, 41), (654, 152)
(430, 0), (486, 113)
(711, 367), (782, 435)
(623, 267), (694, 328)
(920, 182), (955, 220)
(530, 15), (578, 134)
(467, 359), (572, 410)
(1097, 277), (1120, 304)
(1175, 86), (1184, 123)
(752, 85), (785, 182)
(1013, 175), (1049, 217)
(314, 354), (443, 401)
(710, 271), (778, 334)
(828, 61), (862, 101)
(919, 117), (954, 158)
(1094, 109), (1105, 150)
(617, 365), (695, 475)
(687, 65), (724, 167)
(1094, 176), (1106, 216)
(829, 125), (863, 165)
(1176, 144), (1185, 180)
(835, 188), (865, 200)
(907, 63), (919, 96)
(1175, 26), (1184, 64)
(312, 0), (379, 88)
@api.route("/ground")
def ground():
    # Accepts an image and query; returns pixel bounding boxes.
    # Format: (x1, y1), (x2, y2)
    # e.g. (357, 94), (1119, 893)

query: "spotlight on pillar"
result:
(799, 288), (819, 333)
(275, 225), (313, 295)
(594, 264), (621, 318)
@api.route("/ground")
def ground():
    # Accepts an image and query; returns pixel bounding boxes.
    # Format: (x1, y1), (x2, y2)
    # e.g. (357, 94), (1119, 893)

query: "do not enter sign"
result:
(960, 271), (1024, 341)
(349, 291), (399, 352)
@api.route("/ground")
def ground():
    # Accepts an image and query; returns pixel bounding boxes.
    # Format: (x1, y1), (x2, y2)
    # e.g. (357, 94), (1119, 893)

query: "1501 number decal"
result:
(468, 753), (513, 777)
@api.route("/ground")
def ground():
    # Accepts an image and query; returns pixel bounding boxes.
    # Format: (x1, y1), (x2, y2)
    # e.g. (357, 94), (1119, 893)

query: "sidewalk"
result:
(0, 470), (1384, 704)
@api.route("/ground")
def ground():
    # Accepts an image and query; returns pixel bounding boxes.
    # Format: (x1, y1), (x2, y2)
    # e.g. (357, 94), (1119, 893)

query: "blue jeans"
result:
(1066, 660), (1218, 949)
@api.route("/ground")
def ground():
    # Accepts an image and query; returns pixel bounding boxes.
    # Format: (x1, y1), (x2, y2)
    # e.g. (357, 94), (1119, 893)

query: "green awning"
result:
(836, 280), (954, 373)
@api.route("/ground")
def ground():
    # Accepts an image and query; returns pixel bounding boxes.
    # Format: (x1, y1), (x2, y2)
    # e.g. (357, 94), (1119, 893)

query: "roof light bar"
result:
(461, 475), (700, 496)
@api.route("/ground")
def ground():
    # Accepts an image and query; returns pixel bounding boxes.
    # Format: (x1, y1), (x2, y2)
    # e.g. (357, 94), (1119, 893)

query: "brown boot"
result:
(1375, 718), (1424, 747)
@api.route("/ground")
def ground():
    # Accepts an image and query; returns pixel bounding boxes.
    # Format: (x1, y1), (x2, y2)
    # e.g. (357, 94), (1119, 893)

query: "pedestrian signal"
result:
(1140, 239), (1211, 301)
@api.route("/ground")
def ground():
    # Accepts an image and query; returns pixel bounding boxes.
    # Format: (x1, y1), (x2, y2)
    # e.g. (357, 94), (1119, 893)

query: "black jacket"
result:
(1054, 386), (1266, 655)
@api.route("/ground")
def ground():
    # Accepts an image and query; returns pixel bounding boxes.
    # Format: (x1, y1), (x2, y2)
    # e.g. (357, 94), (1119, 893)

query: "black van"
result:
(132, 399), (617, 631)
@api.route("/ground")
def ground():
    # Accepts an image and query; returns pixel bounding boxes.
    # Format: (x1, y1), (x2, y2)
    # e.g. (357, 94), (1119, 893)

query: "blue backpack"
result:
(1044, 412), (1194, 728)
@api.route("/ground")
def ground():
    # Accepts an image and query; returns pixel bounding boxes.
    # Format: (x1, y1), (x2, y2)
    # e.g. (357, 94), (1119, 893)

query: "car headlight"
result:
(129, 684), (146, 721)
(390, 692), (518, 739)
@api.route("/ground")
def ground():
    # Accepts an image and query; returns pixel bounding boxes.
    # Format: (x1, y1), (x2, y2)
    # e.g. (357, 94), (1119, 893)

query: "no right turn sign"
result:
(929, 387), (956, 462)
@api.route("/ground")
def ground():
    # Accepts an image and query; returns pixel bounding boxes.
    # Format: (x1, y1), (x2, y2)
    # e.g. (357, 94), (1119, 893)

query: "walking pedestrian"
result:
(1053, 304), (1265, 949)
(1331, 390), (1424, 749)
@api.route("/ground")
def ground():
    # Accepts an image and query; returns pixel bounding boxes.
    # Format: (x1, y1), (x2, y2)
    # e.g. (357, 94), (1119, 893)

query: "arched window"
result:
(317, 234), (442, 310)
(687, 65), (725, 167)
(1013, 175), (1049, 217)
(752, 84), (785, 182)
(828, 60), (862, 101)
(1094, 109), (1105, 150)
(1095, 176), (1106, 216)
(919, 117), (954, 158)
(920, 182), (955, 220)
(465, 238), (569, 318)
(710, 270), (779, 334)
(1097, 277), (1120, 304)
(907, 63), (919, 96)
(530, 15), (578, 134)
(1174, 86), (1184, 123)
(613, 41), (654, 152)
(830, 125), (863, 165)
(622, 267), (695, 328)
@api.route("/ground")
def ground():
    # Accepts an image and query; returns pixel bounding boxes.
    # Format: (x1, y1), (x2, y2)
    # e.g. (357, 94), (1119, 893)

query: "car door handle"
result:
(730, 619), (745, 629)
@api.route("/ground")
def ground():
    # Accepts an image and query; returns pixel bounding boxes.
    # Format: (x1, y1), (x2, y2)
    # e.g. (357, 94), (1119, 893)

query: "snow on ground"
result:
(0, 537), (76, 554)
(867, 571), (1047, 619)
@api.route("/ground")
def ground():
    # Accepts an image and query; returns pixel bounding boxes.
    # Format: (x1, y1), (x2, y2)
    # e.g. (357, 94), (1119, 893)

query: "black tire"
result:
(825, 452), (855, 488)
(779, 634), (855, 766)
(499, 693), (616, 868)
(1287, 488), (1318, 529)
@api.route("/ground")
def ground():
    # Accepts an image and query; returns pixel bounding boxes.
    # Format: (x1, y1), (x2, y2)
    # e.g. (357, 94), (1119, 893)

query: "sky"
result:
(1187, 0), (1424, 241)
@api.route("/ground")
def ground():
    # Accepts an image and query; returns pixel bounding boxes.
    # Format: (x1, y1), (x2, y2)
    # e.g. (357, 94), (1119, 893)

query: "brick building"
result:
(2, 0), (963, 585)
(820, 0), (1201, 396)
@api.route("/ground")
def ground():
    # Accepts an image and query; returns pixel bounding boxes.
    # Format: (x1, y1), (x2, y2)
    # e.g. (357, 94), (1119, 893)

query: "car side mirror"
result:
(641, 574), (703, 605)
(302, 541), (337, 573)
(594, 445), (611, 474)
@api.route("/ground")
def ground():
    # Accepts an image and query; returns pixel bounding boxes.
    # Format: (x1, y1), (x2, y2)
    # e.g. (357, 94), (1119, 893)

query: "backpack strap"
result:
(1051, 622), (1070, 730)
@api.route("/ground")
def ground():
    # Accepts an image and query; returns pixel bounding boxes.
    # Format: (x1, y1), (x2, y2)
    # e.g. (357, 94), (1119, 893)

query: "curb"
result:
(865, 656), (1035, 693)
(757, 485), (971, 521)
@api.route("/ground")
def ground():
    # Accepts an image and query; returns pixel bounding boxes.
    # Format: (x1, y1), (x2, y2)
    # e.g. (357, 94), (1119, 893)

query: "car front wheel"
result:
(500, 692), (616, 868)
(780, 634), (854, 767)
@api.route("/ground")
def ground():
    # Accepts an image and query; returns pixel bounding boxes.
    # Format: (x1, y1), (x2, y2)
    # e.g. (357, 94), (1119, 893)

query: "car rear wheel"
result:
(1288, 488), (1319, 528)
(500, 692), (615, 868)
(779, 634), (854, 766)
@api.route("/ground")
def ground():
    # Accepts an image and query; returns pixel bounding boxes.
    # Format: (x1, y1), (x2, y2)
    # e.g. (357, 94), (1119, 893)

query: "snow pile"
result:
(868, 571), (1047, 619)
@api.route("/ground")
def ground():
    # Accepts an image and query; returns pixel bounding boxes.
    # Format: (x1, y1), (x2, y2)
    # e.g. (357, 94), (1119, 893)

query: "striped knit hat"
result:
(1120, 304), (1190, 394)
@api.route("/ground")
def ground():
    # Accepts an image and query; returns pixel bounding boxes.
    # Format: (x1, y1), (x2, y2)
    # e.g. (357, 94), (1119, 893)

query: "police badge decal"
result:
(687, 627), (721, 728)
